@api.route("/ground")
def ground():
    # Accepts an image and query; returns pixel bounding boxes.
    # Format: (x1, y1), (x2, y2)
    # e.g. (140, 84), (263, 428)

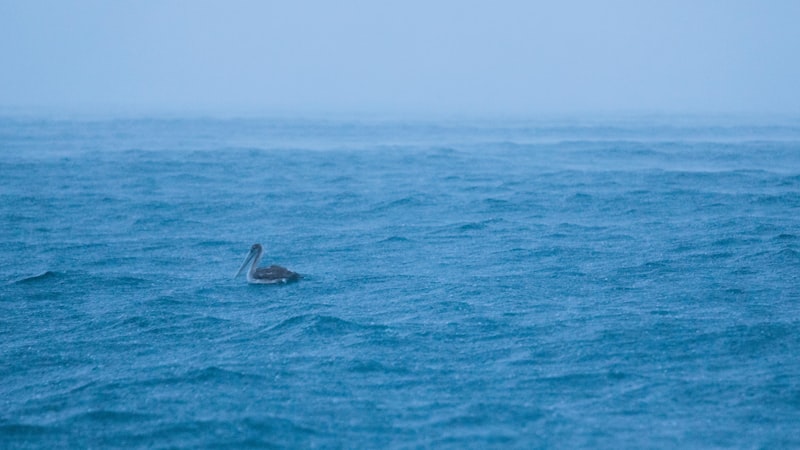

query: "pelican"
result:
(234, 243), (302, 284)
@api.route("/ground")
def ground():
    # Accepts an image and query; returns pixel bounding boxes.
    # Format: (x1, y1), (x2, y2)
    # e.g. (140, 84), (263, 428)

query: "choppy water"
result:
(2, 116), (800, 447)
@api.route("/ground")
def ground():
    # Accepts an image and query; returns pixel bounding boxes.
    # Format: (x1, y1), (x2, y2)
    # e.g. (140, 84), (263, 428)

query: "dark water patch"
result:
(458, 221), (488, 231)
(712, 237), (760, 247)
(538, 372), (614, 390)
(379, 236), (411, 243)
(370, 195), (432, 212)
(723, 322), (797, 356)
(775, 248), (800, 261)
(483, 197), (510, 206)
(181, 366), (267, 384)
(162, 173), (217, 187)
(432, 300), (475, 314)
(566, 192), (593, 202)
(0, 423), (55, 436)
(751, 223), (783, 235)
(3, 213), (39, 224)
(625, 189), (653, 196)
(529, 246), (567, 258)
(702, 251), (735, 260)
(347, 358), (409, 374)
(148, 293), (188, 307)
(137, 417), (318, 448)
(0, 422), (63, 447)
(65, 409), (158, 423)
(499, 247), (539, 259)
(616, 260), (677, 276)
(724, 287), (746, 295)
(326, 191), (363, 205)
(55, 242), (113, 253)
(429, 218), (507, 235)
(106, 275), (152, 287)
(111, 315), (155, 331)
(554, 222), (608, 233)
(100, 366), (269, 392)
(195, 239), (234, 247)
(91, 253), (138, 267)
(424, 146), (459, 157)
(753, 192), (800, 207)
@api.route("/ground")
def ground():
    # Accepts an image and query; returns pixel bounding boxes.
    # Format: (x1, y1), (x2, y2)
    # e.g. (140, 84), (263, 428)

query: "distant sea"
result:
(2, 116), (799, 447)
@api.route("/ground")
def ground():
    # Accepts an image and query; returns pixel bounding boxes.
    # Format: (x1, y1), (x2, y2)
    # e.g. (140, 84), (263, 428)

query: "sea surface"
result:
(2, 116), (800, 448)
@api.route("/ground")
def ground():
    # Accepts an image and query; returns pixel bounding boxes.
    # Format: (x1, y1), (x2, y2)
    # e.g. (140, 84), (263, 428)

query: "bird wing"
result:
(254, 265), (300, 280)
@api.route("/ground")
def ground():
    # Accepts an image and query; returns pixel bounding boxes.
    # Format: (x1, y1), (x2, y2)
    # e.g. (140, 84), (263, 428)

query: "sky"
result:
(1, 0), (798, 117)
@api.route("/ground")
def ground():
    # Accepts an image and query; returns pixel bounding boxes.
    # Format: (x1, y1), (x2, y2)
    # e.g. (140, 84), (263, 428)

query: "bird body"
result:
(235, 243), (301, 284)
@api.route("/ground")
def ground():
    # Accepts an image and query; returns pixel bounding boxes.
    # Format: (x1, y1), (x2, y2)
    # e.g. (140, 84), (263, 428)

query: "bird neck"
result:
(249, 248), (263, 276)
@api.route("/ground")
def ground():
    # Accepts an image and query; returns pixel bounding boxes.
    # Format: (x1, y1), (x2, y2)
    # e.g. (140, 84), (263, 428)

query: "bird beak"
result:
(234, 250), (255, 278)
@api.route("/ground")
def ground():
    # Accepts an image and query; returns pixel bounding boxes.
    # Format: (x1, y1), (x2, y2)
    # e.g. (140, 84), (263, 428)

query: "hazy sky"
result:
(1, 0), (798, 116)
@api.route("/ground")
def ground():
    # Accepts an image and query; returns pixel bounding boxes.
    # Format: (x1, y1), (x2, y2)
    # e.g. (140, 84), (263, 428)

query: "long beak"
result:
(234, 250), (255, 278)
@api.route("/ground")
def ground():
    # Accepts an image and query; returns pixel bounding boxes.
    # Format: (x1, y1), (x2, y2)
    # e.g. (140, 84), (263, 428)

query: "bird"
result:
(234, 243), (302, 284)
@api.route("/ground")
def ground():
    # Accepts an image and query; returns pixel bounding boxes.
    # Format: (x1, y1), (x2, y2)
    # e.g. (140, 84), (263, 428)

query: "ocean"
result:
(2, 116), (799, 447)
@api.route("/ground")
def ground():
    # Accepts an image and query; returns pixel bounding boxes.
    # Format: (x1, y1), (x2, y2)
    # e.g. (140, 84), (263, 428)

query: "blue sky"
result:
(1, 0), (798, 116)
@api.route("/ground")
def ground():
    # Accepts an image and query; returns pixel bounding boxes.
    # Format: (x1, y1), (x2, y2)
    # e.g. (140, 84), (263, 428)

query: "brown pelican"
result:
(234, 243), (301, 284)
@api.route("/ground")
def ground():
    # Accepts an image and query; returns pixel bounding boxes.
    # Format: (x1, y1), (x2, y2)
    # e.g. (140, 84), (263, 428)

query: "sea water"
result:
(1, 116), (799, 447)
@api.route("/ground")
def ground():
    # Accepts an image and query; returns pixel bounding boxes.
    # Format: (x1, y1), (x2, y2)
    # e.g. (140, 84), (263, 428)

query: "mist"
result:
(1, 0), (798, 117)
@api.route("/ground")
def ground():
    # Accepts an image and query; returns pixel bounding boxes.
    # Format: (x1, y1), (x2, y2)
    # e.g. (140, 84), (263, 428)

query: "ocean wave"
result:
(776, 248), (800, 261)
(194, 239), (234, 247)
(369, 195), (433, 212)
(63, 409), (158, 423)
(0, 422), (60, 444)
(378, 236), (412, 243)
(482, 197), (512, 207)
(753, 192), (800, 206)
(267, 314), (386, 338)
(13, 271), (61, 284)
(347, 358), (408, 374)
(180, 366), (266, 384)
(457, 221), (488, 231)
(429, 218), (507, 235)
(136, 417), (317, 447)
